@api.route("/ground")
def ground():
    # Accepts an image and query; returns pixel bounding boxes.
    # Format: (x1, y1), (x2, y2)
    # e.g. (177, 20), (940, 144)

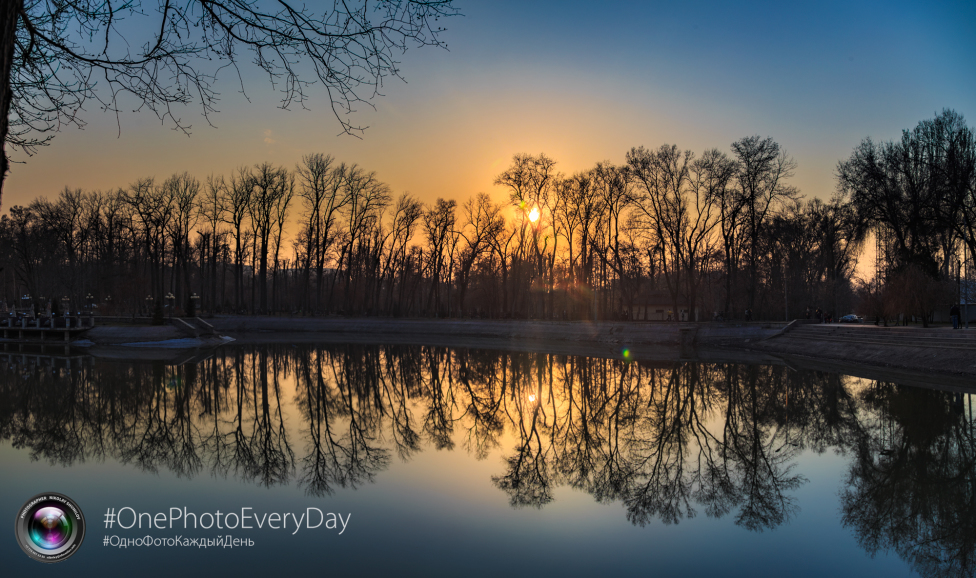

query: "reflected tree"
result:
(842, 383), (976, 578)
(2, 341), (973, 572)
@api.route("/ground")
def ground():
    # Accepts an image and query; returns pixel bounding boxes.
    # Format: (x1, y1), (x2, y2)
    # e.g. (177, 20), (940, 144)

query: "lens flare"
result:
(29, 507), (72, 550)
(622, 348), (631, 360)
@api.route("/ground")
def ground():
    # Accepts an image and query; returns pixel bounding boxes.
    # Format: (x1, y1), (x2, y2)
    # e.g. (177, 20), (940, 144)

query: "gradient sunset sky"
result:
(4, 0), (975, 211)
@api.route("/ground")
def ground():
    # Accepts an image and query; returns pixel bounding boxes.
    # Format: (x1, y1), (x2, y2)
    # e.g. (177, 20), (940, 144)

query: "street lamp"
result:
(190, 293), (200, 317)
(166, 292), (175, 319)
(146, 295), (154, 317)
(61, 296), (70, 327)
(86, 293), (95, 316)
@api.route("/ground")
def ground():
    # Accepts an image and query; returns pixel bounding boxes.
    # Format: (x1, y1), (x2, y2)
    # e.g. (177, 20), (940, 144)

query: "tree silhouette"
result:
(839, 110), (976, 301)
(842, 383), (976, 578)
(0, 0), (461, 204)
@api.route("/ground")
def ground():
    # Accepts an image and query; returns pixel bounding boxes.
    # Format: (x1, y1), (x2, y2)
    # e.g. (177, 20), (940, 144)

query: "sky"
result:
(4, 0), (976, 214)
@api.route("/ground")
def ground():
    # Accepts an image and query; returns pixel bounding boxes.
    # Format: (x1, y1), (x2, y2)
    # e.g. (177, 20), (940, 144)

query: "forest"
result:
(1, 110), (973, 323)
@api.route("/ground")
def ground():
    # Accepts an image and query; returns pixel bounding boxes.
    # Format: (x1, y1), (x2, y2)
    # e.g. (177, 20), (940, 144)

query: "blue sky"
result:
(4, 0), (975, 210)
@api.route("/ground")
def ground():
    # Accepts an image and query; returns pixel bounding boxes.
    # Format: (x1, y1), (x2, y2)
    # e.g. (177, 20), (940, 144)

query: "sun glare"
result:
(528, 207), (540, 223)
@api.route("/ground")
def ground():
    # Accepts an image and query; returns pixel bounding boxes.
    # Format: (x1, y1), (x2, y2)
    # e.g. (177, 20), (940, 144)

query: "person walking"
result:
(951, 303), (960, 329)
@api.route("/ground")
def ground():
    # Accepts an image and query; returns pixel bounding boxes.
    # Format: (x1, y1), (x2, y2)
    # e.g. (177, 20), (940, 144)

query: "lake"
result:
(2, 343), (974, 577)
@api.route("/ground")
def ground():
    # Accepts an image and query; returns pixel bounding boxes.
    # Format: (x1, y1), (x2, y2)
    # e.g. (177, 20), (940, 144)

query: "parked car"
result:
(839, 314), (862, 323)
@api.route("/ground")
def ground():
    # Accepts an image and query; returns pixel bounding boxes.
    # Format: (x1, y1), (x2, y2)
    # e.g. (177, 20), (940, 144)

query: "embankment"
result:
(745, 321), (976, 382)
(69, 317), (976, 385)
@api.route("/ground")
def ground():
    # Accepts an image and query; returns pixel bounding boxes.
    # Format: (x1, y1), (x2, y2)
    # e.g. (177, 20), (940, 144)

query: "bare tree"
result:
(225, 168), (253, 312)
(164, 173), (201, 311)
(731, 136), (798, 313)
(456, 193), (505, 315)
(702, 150), (745, 317)
(1, 0), (461, 203)
(685, 150), (732, 319)
(295, 154), (350, 312)
(628, 146), (690, 319)
(381, 193), (424, 315)
(554, 171), (604, 318)
(495, 153), (560, 317)
(125, 177), (172, 301)
(249, 163), (291, 313)
(34, 188), (84, 298)
(840, 110), (975, 279)
(592, 161), (632, 317)
(422, 198), (457, 315)
(270, 176), (295, 314)
(201, 175), (228, 313)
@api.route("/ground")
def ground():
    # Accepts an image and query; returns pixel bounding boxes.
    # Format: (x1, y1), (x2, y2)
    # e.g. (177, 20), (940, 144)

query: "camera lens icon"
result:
(30, 506), (73, 549)
(15, 493), (85, 563)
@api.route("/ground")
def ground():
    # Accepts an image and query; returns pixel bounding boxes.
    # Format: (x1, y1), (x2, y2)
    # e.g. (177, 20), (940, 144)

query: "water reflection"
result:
(840, 384), (976, 577)
(1, 346), (974, 577)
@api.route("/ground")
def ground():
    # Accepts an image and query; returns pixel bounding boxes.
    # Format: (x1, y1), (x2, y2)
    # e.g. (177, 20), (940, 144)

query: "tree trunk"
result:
(0, 0), (24, 202)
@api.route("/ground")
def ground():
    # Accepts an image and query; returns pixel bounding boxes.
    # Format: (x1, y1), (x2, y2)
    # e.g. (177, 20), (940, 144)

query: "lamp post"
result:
(166, 292), (175, 319)
(190, 293), (200, 317)
(784, 261), (789, 322)
(146, 295), (154, 317)
(86, 293), (94, 316)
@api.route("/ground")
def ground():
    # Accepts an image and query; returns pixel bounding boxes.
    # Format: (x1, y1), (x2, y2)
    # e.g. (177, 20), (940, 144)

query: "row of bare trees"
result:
(0, 130), (917, 321)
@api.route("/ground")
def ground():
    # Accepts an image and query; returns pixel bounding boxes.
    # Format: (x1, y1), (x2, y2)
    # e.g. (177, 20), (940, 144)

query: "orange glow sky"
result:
(4, 1), (975, 223)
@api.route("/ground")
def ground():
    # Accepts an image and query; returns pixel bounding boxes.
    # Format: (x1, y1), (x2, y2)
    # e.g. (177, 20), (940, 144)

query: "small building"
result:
(629, 290), (695, 321)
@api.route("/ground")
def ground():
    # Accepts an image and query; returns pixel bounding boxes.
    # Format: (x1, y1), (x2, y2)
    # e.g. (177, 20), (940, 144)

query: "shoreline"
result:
(5, 315), (976, 386)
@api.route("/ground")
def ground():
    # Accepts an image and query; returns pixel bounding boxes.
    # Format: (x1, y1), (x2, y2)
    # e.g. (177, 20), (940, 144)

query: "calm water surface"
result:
(1, 344), (974, 577)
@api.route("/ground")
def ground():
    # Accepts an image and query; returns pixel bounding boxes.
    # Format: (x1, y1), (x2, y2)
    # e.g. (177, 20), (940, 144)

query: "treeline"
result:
(1, 110), (973, 321)
(839, 109), (976, 323)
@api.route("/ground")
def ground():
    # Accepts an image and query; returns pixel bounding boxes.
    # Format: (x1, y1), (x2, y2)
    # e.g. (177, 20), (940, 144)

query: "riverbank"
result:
(745, 322), (976, 380)
(72, 316), (785, 365)
(205, 316), (784, 346)
(210, 316), (976, 383)
(27, 315), (976, 385)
